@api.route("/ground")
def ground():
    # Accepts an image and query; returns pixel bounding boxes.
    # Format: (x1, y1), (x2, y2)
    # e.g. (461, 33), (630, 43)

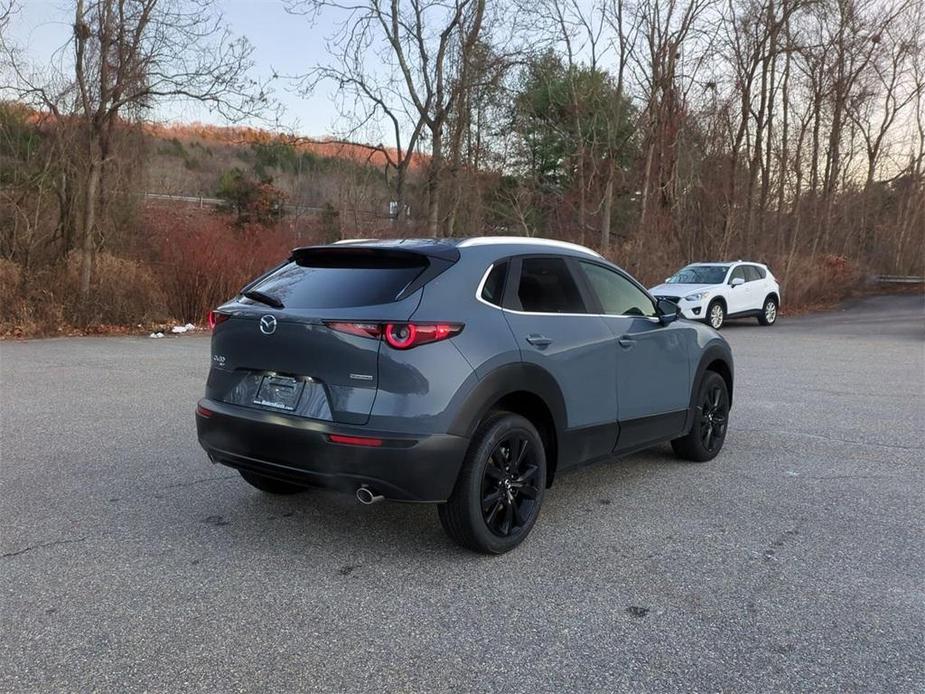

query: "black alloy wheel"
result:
(438, 412), (547, 554)
(698, 379), (729, 454)
(671, 371), (730, 463)
(480, 434), (542, 537)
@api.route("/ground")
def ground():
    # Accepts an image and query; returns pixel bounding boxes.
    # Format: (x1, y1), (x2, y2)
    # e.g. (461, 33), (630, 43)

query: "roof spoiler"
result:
(290, 243), (461, 265)
(288, 245), (459, 300)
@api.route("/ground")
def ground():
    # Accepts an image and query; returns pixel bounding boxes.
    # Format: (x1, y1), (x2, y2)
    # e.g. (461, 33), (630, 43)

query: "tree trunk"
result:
(639, 140), (655, 233)
(426, 129), (442, 236)
(79, 158), (101, 298)
(446, 173), (463, 238)
(775, 31), (791, 254)
(393, 162), (408, 228)
(55, 171), (78, 258)
(600, 166), (614, 252)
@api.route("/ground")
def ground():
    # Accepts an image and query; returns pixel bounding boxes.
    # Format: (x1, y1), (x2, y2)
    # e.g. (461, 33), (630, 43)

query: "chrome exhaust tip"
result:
(356, 487), (384, 505)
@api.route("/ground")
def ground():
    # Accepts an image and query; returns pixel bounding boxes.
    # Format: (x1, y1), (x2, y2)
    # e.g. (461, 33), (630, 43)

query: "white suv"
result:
(650, 262), (780, 330)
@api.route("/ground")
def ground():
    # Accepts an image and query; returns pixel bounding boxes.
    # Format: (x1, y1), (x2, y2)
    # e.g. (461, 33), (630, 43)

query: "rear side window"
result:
(248, 252), (427, 308)
(481, 262), (508, 307)
(516, 257), (586, 313)
(746, 265), (766, 280)
(578, 261), (656, 317)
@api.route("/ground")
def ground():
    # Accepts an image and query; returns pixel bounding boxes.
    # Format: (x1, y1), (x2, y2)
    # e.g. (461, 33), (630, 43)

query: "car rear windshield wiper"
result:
(243, 289), (284, 309)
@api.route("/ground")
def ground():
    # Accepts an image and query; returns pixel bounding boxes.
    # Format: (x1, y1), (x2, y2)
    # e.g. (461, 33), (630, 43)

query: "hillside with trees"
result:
(0, 0), (923, 335)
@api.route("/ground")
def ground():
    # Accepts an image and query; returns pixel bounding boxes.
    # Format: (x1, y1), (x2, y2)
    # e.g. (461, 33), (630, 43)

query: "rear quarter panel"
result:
(368, 250), (521, 435)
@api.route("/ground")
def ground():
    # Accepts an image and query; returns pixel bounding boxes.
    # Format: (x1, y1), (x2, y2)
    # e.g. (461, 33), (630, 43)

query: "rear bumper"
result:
(195, 399), (468, 502)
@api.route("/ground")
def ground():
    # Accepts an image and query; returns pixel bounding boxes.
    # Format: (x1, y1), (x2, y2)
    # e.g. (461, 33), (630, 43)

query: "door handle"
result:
(526, 334), (552, 347)
(618, 335), (635, 349)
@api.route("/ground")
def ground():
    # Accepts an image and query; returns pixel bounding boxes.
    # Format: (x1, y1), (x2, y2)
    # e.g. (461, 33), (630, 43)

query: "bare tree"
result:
(633, 0), (717, 244)
(443, 39), (509, 236)
(2, 0), (265, 298)
(290, 28), (426, 228)
(598, 0), (637, 252)
(289, 0), (487, 235)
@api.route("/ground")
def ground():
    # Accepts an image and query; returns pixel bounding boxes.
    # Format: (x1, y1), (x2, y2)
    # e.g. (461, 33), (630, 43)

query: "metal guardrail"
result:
(876, 275), (925, 284)
(144, 192), (223, 207)
(143, 192), (329, 214)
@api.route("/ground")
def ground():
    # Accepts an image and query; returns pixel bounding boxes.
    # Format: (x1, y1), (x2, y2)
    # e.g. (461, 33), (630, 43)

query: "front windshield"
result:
(666, 265), (729, 285)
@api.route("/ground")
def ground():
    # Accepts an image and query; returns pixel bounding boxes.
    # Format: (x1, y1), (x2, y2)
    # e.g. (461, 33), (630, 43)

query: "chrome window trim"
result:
(475, 262), (503, 309)
(474, 263), (659, 322)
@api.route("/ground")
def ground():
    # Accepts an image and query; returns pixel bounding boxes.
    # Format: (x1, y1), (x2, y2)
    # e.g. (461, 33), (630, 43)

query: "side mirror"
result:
(656, 298), (680, 325)
(730, 277), (745, 287)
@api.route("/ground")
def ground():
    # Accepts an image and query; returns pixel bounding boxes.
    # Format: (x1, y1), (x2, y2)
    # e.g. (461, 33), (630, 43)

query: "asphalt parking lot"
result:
(1, 293), (923, 692)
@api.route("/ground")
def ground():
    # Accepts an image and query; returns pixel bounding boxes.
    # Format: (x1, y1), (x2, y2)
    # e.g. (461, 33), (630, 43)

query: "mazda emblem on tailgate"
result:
(259, 315), (277, 335)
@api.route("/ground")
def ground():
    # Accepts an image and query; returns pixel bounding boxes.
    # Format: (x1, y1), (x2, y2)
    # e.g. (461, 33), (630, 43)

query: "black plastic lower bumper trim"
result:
(195, 399), (468, 502)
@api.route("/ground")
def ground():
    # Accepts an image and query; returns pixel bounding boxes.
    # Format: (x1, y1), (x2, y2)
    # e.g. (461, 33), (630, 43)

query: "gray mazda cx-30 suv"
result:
(196, 237), (733, 553)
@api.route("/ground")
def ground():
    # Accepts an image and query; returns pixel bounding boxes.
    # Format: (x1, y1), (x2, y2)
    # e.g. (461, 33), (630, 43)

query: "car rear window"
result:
(247, 250), (427, 308)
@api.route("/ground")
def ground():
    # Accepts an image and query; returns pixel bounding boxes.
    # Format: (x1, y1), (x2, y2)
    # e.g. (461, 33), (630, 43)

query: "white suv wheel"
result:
(760, 297), (778, 326)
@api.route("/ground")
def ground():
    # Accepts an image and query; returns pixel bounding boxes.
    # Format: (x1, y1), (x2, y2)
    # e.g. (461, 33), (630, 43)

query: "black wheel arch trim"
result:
(686, 342), (734, 431)
(447, 362), (566, 476)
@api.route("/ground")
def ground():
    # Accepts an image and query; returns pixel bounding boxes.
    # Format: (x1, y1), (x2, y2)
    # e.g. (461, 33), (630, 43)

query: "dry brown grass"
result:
(0, 253), (170, 337)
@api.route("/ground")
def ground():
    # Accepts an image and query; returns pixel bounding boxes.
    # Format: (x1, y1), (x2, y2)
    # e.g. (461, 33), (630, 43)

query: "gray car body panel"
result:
(199, 238), (733, 500)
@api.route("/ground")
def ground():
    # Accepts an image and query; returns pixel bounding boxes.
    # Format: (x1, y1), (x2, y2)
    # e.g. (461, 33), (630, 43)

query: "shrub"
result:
(766, 254), (864, 311)
(0, 258), (22, 317)
(216, 168), (288, 226)
(57, 251), (169, 326)
(1, 253), (169, 335)
(0, 259), (62, 335)
(147, 209), (294, 323)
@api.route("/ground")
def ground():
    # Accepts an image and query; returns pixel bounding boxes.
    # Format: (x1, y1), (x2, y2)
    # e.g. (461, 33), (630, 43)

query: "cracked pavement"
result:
(1, 293), (923, 692)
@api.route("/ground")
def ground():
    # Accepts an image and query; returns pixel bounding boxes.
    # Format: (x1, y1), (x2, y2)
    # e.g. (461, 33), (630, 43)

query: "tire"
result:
(758, 296), (778, 326)
(707, 300), (725, 330)
(671, 371), (730, 463)
(239, 469), (307, 495)
(438, 412), (546, 554)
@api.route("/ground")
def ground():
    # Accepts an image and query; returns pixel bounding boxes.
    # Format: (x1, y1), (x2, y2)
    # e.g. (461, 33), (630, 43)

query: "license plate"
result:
(253, 375), (304, 411)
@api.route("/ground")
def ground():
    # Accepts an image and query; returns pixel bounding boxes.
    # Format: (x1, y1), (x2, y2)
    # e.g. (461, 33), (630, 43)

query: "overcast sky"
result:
(5, 0), (342, 137)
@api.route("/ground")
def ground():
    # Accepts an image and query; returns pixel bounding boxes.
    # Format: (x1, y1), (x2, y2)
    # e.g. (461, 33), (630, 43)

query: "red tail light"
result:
(324, 321), (463, 350)
(323, 322), (382, 339)
(208, 310), (229, 331)
(328, 434), (383, 447)
(384, 323), (462, 349)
